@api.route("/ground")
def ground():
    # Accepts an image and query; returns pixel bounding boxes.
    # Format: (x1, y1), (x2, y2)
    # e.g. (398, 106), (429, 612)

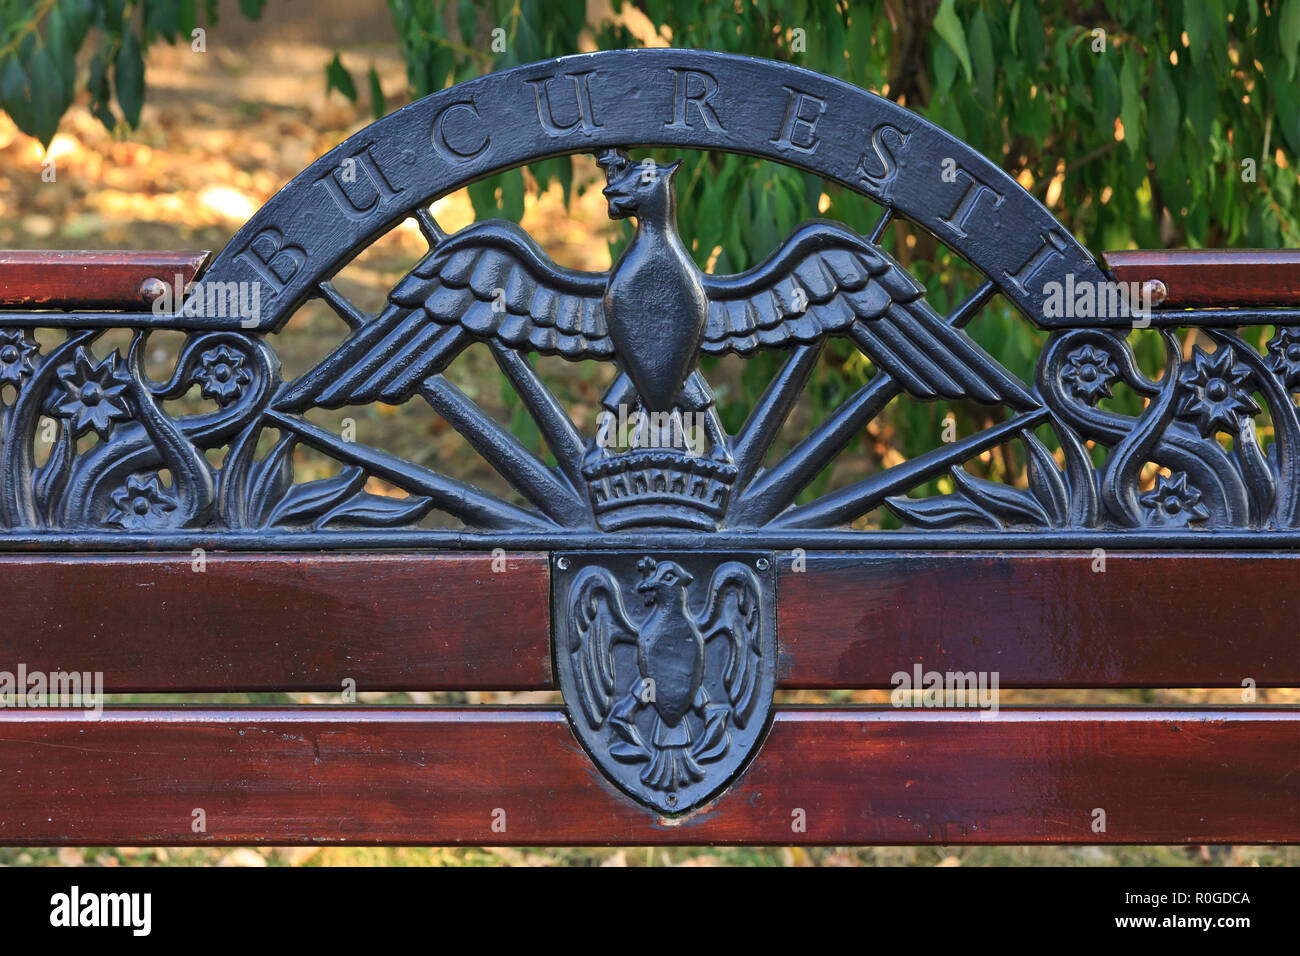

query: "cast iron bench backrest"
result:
(0, 50), (1296, 846)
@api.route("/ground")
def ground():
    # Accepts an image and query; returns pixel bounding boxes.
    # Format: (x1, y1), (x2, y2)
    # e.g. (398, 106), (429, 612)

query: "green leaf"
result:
(178, 0), (198, 40)
(467, 177), (498, 219)
(932, 0), (972, 82)
(29, 46), (64, 147)
(531, 155), (573, 204)
(1119, 47), (1143, 157)
(508, 404), (541, 458)
(368, 65), (385, 119)
(238, 0), (266, 18)
(87, 49), (116, 130)
(968, 8), (995, 108)
(1183, 0), (1210, 66)
(47, 4), (75, 97)
(1091, 56), (1120, 137)
(143, 0), (179, 41)
(932, 38), (958, 93)
(1145, 60), (1179, 158)
(845, 5), (874, 83)
(100, 0), (126, 30)
(458, 0), (479, 47)
(63, 0), (95, 39)
(1016, 0), (1045, 66)
(1185, 64), (1216, 141)
(325, 53), (357, 102)
(500, 168), (525, 222)
(115, 30), (145, 127)
(1282, 0), (1300, 79)
(0, 56), (32, 138)
(1271, 63), (1300, 154)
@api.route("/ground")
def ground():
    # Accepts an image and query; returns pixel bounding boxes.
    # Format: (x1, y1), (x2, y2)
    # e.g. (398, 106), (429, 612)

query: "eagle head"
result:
(635, 557), (694, 605)
(601, 154), (681, 222)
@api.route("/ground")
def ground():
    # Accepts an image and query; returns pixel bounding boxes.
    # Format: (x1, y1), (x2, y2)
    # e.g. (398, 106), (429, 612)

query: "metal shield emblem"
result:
(553, 551), (777, 815)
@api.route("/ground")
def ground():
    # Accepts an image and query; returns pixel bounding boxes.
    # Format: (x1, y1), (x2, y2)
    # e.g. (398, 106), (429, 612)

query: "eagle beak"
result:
(603, 186), (633, 218)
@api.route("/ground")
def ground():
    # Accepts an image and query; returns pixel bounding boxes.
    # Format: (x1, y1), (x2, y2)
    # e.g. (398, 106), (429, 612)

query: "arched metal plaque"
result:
(206, 49), (1109, 331)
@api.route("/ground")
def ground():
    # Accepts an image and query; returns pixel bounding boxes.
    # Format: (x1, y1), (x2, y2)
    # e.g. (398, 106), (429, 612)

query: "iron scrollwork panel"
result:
(3, 50), (1294, 547)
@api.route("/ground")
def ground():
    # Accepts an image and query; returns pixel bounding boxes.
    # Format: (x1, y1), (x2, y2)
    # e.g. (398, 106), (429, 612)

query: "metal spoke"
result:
(490, 342), (590, 500)
(766, 406), (1051, 530)
(262, 408), (552, 531)
(731, 279), (1001, 526)
(316, 280), (369, 330)
(868, 207), (894, 245)
(411, 207), (448, 247)
(728, 342), (823, 495)
(416, 375), (590, 527)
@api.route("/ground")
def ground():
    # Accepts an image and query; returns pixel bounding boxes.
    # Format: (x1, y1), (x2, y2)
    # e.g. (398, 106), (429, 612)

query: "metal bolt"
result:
(556, 556), (570, 571)
(1142, 278), (1168, 308)
(139, 277), (167, 304)
(755, 557), (770, 571)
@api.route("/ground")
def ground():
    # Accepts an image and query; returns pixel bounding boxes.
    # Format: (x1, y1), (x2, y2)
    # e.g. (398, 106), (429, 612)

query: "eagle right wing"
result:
(567, 565), (639, 730)
(697, 562), (765, 729)
(275, 220), (612, 411)
(699, 221), (1037, 410)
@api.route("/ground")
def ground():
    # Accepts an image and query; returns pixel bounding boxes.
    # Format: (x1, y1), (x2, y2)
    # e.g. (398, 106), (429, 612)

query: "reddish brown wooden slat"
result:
(1, 553), (552, 692)
(8, 551), (1295, 691)
(0, 708), (1292, 845)
(1104, 249), (1300, 307)
(777, 553), (1300, 688)
(0, 250), (208, 309)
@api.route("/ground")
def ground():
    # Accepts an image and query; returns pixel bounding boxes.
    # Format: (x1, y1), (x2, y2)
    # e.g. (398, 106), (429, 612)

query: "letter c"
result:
(433, 101), (490, 162)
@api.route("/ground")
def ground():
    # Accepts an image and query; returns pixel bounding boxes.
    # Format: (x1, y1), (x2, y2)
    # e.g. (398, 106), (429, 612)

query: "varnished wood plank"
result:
(776, 552), (1300, 688)
(1105, 248), (1300, 307)
(0, 553), (551, 691)
(0, 251), (209, 309)
(0, 708), (1292, 845)
(9, 551), (1294, 692)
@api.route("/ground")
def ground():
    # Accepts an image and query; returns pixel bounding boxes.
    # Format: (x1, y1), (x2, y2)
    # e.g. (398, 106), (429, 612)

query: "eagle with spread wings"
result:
(565, 557), (764, 793)
(275, 148), (1034, 416)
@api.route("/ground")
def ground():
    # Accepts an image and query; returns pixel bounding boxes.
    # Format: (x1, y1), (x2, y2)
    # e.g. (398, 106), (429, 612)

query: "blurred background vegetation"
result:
(0, 0), (1296, 866)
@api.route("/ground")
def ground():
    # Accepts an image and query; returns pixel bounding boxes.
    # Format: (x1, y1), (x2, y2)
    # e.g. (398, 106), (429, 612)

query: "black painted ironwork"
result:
(2, 50), (1296, 549)
(553, 551), (775, 813)
(2, 48), (1298, 810)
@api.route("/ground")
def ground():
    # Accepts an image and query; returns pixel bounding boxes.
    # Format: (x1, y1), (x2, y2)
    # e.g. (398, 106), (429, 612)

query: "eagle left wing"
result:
(567, 566), (639, 730)
(274, 219), (612, 412)
(700, 221), (1037, 410)
(696, 562), (765, 728)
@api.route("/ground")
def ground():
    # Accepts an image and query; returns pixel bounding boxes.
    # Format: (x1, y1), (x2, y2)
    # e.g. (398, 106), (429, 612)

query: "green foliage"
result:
(0, 0), (251, 147)
(6, 1), (1295, 251)
(325, 52), (357, 101)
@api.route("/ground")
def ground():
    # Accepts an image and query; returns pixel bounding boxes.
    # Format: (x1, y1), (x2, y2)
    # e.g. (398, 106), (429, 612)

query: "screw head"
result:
(556, 556), (571, 571)
(139, 277), (168, 304)
(1143, 278), (1168, 308)
(755, 557), (770, 571)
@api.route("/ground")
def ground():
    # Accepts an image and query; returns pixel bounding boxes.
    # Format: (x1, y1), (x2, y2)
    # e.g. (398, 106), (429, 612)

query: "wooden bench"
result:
(0, 50), (1295, 847)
